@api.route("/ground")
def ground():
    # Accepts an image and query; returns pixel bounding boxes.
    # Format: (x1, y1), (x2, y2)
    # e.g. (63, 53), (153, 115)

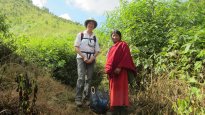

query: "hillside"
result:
(0, 0), (84, 38)
(0, 0), (101, 114)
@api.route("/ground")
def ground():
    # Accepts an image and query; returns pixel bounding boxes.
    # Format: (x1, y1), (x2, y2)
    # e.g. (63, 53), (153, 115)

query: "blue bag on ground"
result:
(89, 86), (109, 114)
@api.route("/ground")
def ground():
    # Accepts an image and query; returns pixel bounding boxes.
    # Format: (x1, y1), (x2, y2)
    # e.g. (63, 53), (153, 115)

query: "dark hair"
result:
(111, 30), (122, 39)
(84, 19), (97, 28)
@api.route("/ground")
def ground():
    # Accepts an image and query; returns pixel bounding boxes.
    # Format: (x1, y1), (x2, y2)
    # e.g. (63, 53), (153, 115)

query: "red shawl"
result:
(105, 41), (136, 107)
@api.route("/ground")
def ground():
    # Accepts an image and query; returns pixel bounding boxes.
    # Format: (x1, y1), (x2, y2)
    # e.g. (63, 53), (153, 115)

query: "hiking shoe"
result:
(75, 101), (83, 107)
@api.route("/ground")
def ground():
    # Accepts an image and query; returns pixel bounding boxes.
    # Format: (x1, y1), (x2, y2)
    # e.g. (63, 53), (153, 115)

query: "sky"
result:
(31, 0), (120, 28)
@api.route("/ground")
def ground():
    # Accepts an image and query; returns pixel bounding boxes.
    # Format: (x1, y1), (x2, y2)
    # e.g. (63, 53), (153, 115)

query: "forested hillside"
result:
(0, 0), (83, 38)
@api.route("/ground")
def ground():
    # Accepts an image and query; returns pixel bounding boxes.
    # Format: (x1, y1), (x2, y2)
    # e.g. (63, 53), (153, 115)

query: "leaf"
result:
(188, 77), (197, 83)
(183, 43), (191, 54)
(197, 50), (205, 58)
(194, 61), (202, 71)
(177, 99), (188, 109)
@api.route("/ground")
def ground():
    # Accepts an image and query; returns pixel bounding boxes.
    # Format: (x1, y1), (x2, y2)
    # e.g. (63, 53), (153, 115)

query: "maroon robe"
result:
(105, 41), (136, 107)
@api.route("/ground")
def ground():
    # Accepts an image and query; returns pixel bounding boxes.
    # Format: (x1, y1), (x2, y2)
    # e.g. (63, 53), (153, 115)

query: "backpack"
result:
(89, 86), (109, 114)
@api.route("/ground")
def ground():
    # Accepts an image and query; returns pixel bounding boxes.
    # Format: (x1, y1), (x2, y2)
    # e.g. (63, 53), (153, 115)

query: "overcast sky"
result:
(32, 0), (120, 27)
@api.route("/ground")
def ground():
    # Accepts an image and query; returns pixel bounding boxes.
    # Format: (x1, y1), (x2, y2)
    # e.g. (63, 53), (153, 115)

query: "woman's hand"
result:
(114, 68), (121, 75)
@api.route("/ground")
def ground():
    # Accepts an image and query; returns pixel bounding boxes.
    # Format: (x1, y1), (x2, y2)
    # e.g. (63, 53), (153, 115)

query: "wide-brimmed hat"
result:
(84, 18), (97, 28)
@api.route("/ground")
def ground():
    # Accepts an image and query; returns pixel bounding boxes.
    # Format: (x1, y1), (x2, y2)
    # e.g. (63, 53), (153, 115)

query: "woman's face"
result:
(111, 33), (121, 43)
(87, 21), (95, 31)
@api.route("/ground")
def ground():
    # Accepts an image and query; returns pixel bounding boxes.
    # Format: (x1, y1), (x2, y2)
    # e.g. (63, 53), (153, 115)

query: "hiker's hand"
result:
(83, 56), (88, 62)
(114, 68), (121, 75)
(90, 56), (95, 62)
(85, 60), (89, 63)
(86, 56), (95, 64)
(86, 59), (92, 64)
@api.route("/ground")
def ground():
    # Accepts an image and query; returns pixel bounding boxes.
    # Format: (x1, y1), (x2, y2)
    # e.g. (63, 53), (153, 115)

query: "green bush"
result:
(0, 14), (9, 36)
(10, 35), (104, 87)
(11, 35), (79, 86)
(0, 13), (12, 61)
(52, 54), (77, 87)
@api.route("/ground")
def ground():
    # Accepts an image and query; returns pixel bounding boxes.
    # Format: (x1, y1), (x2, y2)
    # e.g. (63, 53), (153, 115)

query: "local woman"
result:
(105, 30), (136, 115)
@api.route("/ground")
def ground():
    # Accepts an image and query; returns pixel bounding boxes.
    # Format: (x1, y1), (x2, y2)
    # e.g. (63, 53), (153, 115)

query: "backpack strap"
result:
(93, 36), (96, 43)
(81, 32), (84, 41)
(80, 32), (96, 43)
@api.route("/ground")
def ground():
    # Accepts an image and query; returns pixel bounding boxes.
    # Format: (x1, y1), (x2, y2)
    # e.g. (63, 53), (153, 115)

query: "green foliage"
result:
(0, 13), (13, 62)
(11, 35), (81, 87)
(0, 14), (9, 36)
(173, 86), (205, 115)
(52, 53), (77, 87)
(14, 36), (75, 68)
(15, 73), (38, 114)
(155, 0), (205, 83)
(157, 27), (205, 82)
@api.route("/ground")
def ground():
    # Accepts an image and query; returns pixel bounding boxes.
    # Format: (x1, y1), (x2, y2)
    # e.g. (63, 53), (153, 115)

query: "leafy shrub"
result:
(11, 35), (103, 87)
(15, 73), (38, 114)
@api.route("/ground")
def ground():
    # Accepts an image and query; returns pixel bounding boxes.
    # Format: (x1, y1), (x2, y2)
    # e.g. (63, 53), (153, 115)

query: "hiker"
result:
(105, 30), (136, 115)
(74, 18), (100, 107)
